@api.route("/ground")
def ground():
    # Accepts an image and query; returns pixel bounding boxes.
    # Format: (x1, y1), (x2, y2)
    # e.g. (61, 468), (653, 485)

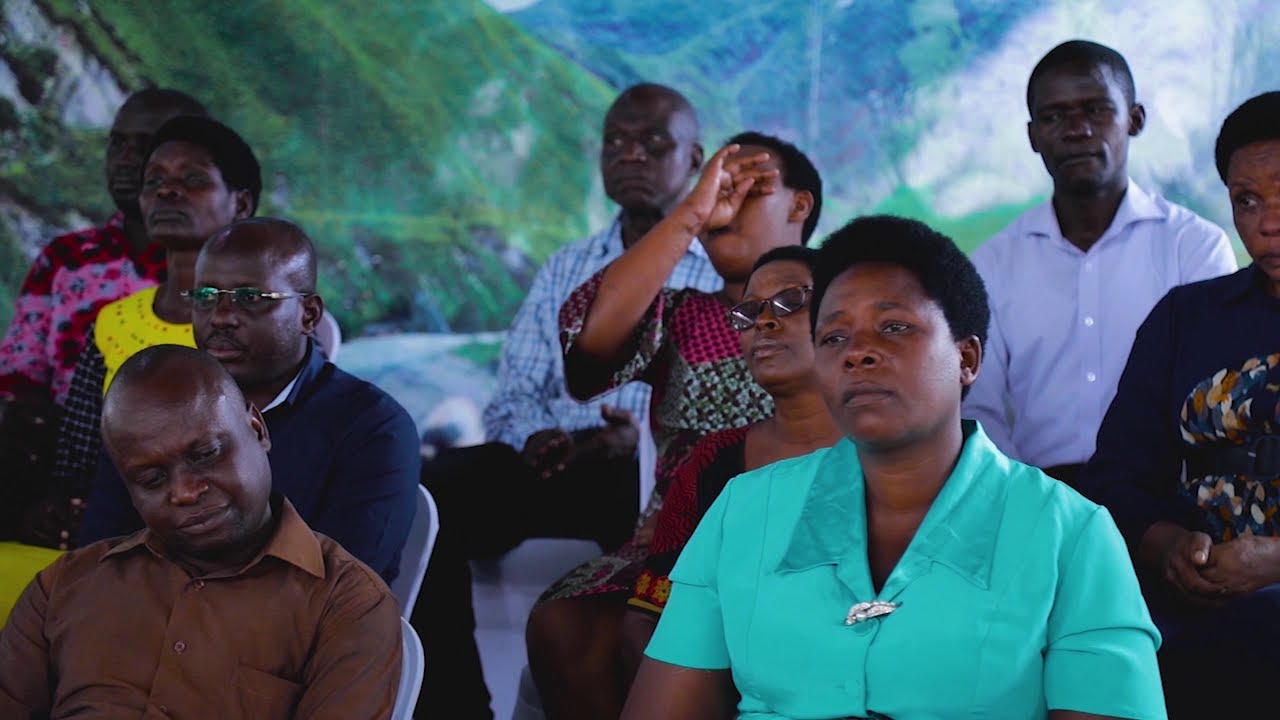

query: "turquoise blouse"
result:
(646, 422), (1165, 720)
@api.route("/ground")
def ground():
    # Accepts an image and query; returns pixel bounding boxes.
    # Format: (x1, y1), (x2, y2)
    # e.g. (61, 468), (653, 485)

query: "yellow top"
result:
(95, 286), (195, 394)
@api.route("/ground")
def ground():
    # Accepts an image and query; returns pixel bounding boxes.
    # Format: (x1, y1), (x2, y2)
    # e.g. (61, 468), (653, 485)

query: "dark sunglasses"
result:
(727, 286), (811, 332)
(182, 286), (309, 310)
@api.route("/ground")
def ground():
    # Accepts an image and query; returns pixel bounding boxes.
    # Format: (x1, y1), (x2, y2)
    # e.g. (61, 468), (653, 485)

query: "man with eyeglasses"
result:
(77, 218), (420, 585)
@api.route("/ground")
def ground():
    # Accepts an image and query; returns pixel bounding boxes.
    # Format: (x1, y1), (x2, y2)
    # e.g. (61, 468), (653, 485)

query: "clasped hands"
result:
(520, 404), (639, 480)
(1148, 521), (1280, 603)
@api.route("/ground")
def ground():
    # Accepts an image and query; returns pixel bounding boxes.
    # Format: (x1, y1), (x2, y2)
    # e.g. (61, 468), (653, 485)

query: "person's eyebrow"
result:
(816, 309), (848, 326)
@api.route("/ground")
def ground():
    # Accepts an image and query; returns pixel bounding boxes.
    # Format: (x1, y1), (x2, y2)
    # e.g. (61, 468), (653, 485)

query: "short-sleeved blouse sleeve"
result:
(643, 485), (732, 670)
(1044, 507), (1165, 717)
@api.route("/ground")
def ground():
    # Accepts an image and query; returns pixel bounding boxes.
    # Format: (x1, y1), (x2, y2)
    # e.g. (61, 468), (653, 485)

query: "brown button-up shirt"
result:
(0, 497), (402, 719)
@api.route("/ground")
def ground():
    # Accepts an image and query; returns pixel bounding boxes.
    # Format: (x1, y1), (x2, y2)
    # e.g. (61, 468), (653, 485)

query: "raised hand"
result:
(680, 144), (779, 234)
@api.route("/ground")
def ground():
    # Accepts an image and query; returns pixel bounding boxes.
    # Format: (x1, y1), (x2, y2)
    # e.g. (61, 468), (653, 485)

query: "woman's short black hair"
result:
(810, 215), (989, 351)
(727, 131), (823, 244)
(747, 245), (817, 283)
(148, 116), (262, 215)
(1214, 91), (1280, 184)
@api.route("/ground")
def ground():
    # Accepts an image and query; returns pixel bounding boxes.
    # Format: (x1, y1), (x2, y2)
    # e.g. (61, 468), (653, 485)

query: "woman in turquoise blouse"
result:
(622, 215), (1166, 720)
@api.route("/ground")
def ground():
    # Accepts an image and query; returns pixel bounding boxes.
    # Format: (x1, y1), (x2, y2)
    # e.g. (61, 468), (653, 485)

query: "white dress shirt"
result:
(962, 179), (1237, 468)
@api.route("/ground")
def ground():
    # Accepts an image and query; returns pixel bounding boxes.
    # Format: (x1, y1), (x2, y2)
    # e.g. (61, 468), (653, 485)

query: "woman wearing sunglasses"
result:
(623, 244), (842, 673)
(623, 216), (1164, 720)
(528, 133), (823, 718)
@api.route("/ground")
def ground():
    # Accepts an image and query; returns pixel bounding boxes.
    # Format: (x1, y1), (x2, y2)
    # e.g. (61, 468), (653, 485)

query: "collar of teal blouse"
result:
(776, 420), (1011, 601)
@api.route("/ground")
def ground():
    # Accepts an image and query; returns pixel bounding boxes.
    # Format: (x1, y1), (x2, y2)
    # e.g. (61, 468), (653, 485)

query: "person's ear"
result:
(1128, 103), (1146, 137)
(788, 190), (815, 225)
(247, 402), (271, 452)
(232, 190), (254, 220)
(689, 142), (705, 175)
(958, 335), (982, 389)
(300, 293), (324, 335)
(1026, 120), (1040, 154)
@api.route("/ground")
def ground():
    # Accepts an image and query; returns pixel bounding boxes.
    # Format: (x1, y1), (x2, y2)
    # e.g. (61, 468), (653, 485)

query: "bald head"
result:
(119, 88), (208, 119)
(607, 83), (699, 139)
(192, 217), (324, 407)
(103, 345), (245, 448)
(600, 83), (703, 216)
(201, 217), (317, 293)
(102, 345), (274, 569)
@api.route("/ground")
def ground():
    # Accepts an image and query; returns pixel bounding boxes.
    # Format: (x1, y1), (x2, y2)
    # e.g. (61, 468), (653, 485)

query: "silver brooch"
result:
(844, 600), (901, 626)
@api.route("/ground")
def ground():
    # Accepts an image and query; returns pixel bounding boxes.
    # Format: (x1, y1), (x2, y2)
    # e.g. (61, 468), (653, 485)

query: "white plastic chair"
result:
(509, 422), (658, 719)
(393, 617), (425, 720)
(313, 309), (343, 362)
(637, 419), (657, 513)
(391, 485), (439, 619)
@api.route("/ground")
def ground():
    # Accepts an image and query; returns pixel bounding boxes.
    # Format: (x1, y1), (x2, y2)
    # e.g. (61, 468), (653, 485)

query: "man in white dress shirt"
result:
(962, 40), (1237, 486)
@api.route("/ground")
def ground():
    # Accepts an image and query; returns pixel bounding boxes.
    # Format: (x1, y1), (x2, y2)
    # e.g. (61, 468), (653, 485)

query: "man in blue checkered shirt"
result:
(413, 83), (722, 718)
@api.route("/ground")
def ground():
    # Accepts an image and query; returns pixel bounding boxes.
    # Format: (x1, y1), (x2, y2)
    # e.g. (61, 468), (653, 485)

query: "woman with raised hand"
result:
(529, 133), (822, 719)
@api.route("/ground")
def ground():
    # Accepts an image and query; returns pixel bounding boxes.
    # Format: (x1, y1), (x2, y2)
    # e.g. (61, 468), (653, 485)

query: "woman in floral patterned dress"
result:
(527, 132), (823, 719)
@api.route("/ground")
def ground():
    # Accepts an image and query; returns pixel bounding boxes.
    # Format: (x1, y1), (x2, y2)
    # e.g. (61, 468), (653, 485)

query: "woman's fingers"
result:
(723, 150), (770, 169)
(689, 144), (743, 204)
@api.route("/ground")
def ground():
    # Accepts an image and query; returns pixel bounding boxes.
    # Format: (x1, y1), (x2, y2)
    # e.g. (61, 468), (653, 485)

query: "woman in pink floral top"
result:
(0, 214), (166, 406)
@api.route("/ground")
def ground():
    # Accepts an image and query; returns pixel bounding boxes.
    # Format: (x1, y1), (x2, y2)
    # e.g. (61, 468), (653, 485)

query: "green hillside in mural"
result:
(2, 0), (616, 334)
(510, 0), (1044, 246)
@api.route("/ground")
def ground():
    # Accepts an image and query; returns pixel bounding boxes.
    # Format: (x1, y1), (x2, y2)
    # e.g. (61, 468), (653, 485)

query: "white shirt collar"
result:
(261, 371), (302, 413)
(1025, 178), (1167, 244)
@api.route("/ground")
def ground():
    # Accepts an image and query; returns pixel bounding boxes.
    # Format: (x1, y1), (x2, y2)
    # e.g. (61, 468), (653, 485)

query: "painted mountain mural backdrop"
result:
(1, 0), (1277, 427)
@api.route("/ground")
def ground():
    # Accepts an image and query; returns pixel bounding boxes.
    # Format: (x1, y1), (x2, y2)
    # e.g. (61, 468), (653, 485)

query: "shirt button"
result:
(1084, 261), (1094, 270)
(193, 580), (205, 590)
(1083, 316), (1094, 327)
(1086, 372), (1097, 383)
(173, 641), (186, 654)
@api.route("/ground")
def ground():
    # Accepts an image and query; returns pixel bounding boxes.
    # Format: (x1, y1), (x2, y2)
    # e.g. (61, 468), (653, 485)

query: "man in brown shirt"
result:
(0, 345), (402, 719)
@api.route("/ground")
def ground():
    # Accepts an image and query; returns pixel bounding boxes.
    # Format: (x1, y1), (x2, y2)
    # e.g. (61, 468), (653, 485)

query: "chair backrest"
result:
(393, 617), (425, 720)
(313, 309), (343, 362)
(637, 418), (657, 512)
(390, 485), (438, 619)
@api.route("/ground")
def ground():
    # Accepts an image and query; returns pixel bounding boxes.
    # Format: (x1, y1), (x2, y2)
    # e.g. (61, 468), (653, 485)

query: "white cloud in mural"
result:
(482, 0), (542, 12)
(902, 0), (1239, 219)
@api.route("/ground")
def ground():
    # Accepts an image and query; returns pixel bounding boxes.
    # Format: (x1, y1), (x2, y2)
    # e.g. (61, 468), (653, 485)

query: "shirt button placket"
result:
(841, 619), (878, 707)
